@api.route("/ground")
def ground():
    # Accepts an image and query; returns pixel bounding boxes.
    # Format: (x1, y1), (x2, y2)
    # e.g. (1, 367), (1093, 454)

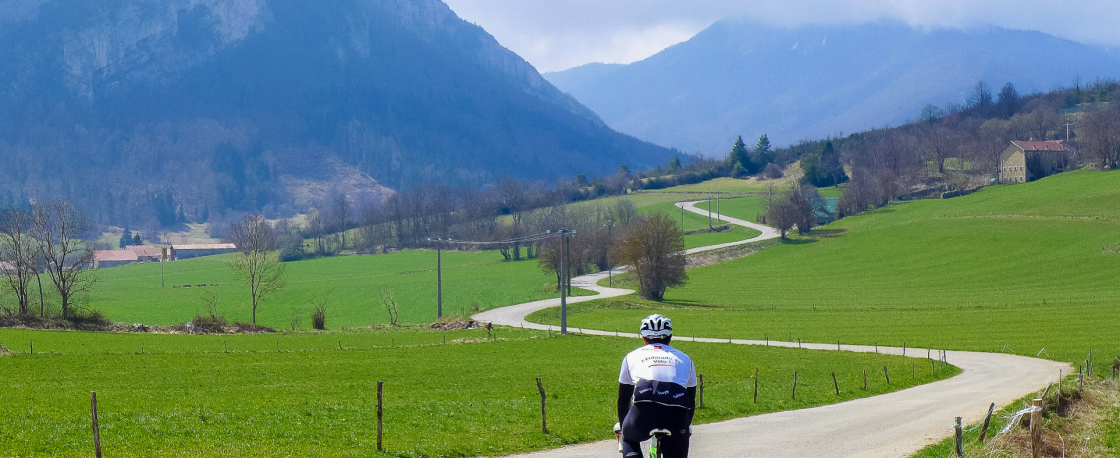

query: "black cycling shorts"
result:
(620, 402), (691, 458)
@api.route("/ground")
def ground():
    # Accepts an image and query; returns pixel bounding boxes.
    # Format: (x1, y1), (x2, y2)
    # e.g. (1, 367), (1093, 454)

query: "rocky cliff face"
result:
(0, 0), (665, 227)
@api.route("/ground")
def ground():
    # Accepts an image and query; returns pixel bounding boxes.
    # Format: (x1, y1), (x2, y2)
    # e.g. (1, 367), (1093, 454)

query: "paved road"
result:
(675, 200), (781, 254)
(473, 204), (1070, 458)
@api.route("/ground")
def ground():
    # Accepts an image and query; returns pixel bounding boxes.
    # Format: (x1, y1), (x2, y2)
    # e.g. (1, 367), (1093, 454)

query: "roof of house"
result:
(1011, 140), (1065, 152)
(127, 245), (163, 257)
(95, 250), (139, 262)
(170, 243), (237, 250)
(0, 261), (15, 273)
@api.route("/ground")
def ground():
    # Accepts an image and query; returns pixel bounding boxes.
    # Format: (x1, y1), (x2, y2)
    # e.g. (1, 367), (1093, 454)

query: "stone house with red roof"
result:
(94, 250), (139, 269)
(998, 140), (1068, 184)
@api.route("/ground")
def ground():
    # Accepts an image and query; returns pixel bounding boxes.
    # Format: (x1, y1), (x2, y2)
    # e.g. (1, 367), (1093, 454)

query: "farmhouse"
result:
(998, 140), (1067, 184)
(169, 243), (237, 260)
(128, 245), (165, 263)
(94, 250), (139, 269)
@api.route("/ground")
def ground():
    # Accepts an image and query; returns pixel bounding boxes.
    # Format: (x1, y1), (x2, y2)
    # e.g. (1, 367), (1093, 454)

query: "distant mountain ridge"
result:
(0, 0), (669, 226)
(545, 21), (1120, 155)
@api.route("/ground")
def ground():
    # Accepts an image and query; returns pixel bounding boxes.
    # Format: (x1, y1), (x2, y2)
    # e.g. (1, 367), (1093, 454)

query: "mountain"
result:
(0, 0), (670, 226)
(545, 21), (1120, 155)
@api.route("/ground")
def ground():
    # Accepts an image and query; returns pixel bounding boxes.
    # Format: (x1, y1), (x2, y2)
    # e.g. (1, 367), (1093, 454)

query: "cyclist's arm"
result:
(617, 383), (635, 424)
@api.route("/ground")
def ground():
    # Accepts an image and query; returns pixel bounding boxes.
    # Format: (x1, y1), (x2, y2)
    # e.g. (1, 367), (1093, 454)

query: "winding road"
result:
(473, 200), (1070, 458)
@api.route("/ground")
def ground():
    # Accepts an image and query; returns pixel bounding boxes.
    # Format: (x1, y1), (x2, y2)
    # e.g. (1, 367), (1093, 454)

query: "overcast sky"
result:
(443, 0), (1120, 73)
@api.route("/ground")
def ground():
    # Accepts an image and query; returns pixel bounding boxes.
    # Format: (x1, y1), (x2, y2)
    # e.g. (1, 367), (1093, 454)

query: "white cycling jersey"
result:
(618, 343), (697, 388)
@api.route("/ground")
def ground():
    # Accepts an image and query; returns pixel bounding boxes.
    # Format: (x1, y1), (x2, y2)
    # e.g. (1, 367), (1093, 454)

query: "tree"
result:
(726, 136), (751, 176)
(119, 228), (133, 248)
(30, 198), (96, 318)
(801, 140), (846, 187)
(997, 82), (1020, 116)
(614, 212), (687, 301)
(968, 81), (993, 109)
(132, 233), (143, 246)
(920, 104), (946, 124)
(754, 134), (773, 166)
(227, 214), (287, 324)
(1078, 104), (1120, 170)
(330, 193), (351, 248)
(0, 207), (36, 316)
(767, 183), (823, 237)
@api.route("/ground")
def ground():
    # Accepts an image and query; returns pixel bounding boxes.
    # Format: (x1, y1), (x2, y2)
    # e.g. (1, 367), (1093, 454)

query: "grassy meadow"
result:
(0, 327), (955, 458)
(531, 170), (1120, 376)
(86, 249), (587, 330)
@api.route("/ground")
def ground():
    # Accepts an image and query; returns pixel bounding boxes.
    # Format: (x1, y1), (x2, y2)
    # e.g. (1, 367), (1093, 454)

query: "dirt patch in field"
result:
(429, 319), (484, 331)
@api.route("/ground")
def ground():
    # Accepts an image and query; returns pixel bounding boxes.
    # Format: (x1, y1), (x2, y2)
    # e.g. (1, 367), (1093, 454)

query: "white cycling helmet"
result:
(640, 314), (673, 339)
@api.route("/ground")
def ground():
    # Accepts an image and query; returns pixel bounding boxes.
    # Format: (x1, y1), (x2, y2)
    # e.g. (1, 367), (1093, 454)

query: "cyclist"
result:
(615, 314), (696, 458)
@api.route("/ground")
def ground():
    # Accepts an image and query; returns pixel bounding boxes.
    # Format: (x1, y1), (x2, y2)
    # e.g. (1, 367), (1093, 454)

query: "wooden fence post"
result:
(863, 370), (867, 390)
(932, 359), (936, 376)
(1030, 398), (1042, 458)
(536, 377), (548, 434)
(224, 341), (227, 353)
(832, 372), (839, 395)
(837, 340), (840, 351)
(753, 367), (759, 404)
(698, 374), (705, 409)
(791, 371), (798, 400)
(979, 402), (995, 443)
(30, 339), (33, 355)
(377, 381), (384, 451)
(903, 342), (906, 356)
(954, 417), (963, 458)
(883, 366), (890, 384)
(875, 342), (878, 354)
(90, 391), (102, 458)
(912, 361), (915, 378)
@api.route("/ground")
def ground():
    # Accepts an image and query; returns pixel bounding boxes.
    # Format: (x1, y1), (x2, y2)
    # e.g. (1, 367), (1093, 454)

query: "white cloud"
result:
(443, 0), (1120, 73)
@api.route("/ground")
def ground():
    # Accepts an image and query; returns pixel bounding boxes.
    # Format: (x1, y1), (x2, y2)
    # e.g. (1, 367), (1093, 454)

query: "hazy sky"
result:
(443, 0), (1120, 73)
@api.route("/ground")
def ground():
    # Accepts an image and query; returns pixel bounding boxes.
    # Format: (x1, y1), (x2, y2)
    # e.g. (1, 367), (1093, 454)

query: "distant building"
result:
(998, 140), (1067, 184)
(94, 250), (139, 269)
(169, 243), (237, 260)
(128, 245), (164, 263)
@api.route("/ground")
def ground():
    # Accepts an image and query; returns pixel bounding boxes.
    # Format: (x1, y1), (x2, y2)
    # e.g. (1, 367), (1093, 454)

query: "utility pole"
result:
(565, 233), (573, 296)
(707, 193), (712, 229)
(428, 238), (445, 319)
(552, 229), (575, 334)
(716, 186), (720, 223)
(604, 221), (615, 287)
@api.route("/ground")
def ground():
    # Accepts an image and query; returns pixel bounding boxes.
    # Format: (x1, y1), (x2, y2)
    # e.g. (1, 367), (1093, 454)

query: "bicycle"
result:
(647, 429), (671, 458)
(615, 424), (672, 458)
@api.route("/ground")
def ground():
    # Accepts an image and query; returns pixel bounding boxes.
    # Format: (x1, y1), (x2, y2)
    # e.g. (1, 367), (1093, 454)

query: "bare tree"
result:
(1078, 104), (1120, 170)
(30, 198), (96, 318)
(380, 288), (399, 326)
(227, 214), (286, 324)
(614, 212), (687, 301)
(0, 207), (36, 316)
(307, 207), (326, 254)
(330, 193), (350, 248)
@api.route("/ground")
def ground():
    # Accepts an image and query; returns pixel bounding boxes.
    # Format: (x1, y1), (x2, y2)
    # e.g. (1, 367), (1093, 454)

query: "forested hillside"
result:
(546, 20), (1120, 155)
(0, 0), (670, 229)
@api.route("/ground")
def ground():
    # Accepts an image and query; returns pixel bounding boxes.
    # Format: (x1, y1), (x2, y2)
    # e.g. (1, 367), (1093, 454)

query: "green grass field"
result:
(0, 327), (955, 457)
(638, 201), (762, 249)
(530, 170), (1120, 378)
(87, 249), (588, 330)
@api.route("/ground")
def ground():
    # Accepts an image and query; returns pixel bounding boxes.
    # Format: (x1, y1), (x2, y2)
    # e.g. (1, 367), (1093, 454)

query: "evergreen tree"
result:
(726, 136), (751, 176)
(801, 140), (847, 188)
(133, 233), (143, 246)
(754, 134), (773, 166)
(668, 154), (682, 171)
(119, 228), (133, 248)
